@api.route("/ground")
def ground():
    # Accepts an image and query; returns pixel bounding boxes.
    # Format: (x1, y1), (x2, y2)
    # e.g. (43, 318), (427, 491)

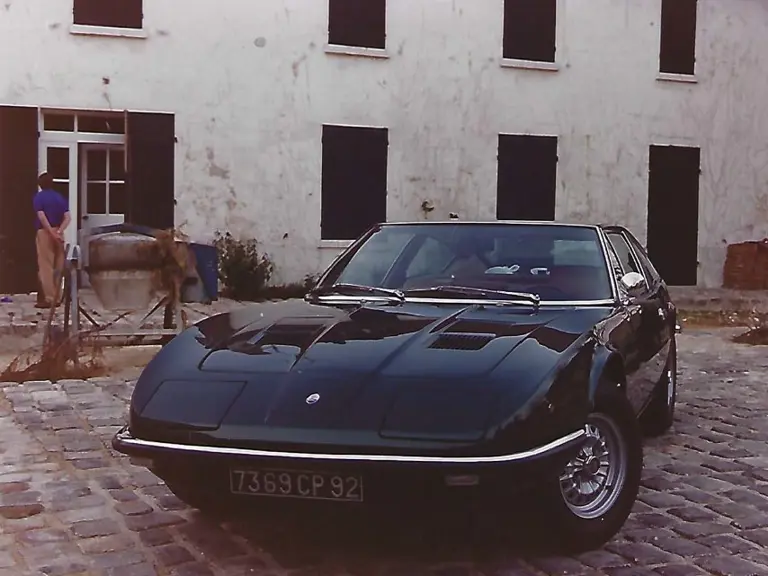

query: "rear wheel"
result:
(640, 336), (677, 437)
(536, 391), (643, 553)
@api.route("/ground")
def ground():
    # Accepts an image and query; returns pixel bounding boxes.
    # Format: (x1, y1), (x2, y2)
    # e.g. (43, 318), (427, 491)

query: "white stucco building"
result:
(1, 0), (767, 292)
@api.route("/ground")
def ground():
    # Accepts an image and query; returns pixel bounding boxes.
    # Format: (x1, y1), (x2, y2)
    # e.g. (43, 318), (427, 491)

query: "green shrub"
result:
(213, 232), (274, 301)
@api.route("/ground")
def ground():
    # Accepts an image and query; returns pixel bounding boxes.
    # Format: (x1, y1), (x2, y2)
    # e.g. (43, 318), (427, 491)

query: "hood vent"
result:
(429, 332), (495, 351)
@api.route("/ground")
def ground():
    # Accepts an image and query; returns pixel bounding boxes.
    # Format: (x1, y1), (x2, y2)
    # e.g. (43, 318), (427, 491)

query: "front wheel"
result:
(536, 392), (643, 553)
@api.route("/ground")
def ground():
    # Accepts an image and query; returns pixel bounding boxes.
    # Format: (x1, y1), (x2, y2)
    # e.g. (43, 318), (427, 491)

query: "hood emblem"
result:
(305, 393), (320, 405)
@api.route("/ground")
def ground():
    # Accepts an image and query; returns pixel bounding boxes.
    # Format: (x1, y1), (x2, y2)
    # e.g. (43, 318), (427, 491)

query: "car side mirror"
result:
(620, 271), (647, 298)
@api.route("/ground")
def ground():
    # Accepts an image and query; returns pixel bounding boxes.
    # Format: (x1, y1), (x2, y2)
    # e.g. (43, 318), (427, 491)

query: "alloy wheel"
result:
(558, 414), (628, 520)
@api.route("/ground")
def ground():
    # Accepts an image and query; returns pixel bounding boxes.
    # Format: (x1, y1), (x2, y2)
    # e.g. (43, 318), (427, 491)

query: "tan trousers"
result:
(36, 229), (64, 304)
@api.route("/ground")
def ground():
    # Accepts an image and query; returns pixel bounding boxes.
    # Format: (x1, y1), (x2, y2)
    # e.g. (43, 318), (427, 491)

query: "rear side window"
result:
(625, 234), (662, 285)
(606, 233), (642, 276)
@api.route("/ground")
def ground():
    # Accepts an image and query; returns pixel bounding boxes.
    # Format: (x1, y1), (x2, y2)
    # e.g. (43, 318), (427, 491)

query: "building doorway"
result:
(39, 110), (127, 286)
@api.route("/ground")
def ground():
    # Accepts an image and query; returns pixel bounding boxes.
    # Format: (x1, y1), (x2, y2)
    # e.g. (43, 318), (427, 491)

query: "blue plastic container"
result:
(189, 243), (219, 301)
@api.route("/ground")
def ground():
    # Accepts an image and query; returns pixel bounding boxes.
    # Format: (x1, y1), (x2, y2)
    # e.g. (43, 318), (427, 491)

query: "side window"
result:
(603, 237), (625, 280)
(406, 237), (455, 279)
(626, 234), (662, 285)
(607, 233), (642, 277)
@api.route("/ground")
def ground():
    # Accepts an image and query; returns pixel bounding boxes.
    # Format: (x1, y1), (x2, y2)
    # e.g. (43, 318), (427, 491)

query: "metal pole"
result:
(67, 244), (81, 347)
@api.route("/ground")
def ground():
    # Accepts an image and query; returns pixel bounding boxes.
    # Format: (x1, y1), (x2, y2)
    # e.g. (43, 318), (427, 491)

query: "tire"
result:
(536, 391), (643, 553)
(640, 336), (677, 437)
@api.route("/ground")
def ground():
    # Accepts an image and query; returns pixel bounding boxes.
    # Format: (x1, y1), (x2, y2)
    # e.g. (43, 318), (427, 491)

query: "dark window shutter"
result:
(503, 0), (557, 62)
(0, 106), (39, 294)
(126, 112), (175, 231)
(73, 0), (143, 29)
(659, 0), (698, 75)
(321, 125), (388, 241)
(496, 134), (558, 221)
(328, 0), (386, 49)
(647, 145), (700, 285)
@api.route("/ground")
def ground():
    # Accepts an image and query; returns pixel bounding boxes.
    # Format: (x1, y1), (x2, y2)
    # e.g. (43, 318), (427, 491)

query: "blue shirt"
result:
(33, 189), (69, 230)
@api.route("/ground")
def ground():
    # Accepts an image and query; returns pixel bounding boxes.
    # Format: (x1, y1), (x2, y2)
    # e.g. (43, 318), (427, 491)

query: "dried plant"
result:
(1, 230), (190, 382)
(0, 308), (133, 382)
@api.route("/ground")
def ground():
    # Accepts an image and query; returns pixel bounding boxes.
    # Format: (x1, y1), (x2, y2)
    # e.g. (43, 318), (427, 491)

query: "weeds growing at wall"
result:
(213, 232), (275, 301)
(212, 232), (321, 302)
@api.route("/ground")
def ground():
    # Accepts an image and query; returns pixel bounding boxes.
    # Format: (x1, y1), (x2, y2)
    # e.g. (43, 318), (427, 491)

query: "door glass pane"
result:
(87, 183), (107, 214)
(109, 149), (126, 181)
(47, 148), (70, 180)
(86, 150), (107, 180)
(52, 181), (70, 201)
(109, 183), (126, 215)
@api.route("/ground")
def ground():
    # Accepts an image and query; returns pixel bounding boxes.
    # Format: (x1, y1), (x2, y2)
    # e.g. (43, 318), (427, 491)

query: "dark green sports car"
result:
(113, 220), (679, 552)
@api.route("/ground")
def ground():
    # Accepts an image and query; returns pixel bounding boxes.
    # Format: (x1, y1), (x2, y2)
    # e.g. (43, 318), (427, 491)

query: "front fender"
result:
(588, 343), (626, 402)
(487, 334), (596, 453)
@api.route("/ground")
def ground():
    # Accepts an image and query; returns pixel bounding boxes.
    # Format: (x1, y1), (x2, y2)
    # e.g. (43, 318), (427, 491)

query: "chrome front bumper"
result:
(112, 426), (587, 465)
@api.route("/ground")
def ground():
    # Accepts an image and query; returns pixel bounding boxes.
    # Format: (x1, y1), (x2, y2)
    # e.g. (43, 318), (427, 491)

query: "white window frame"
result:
(37, 109), (127, 247)
(499, 0), (564, 72)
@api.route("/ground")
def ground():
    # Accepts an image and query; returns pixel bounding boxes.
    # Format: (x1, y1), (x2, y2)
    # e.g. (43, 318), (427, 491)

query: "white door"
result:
(79, 145), (127, 279)
(38, 142), (78, 247)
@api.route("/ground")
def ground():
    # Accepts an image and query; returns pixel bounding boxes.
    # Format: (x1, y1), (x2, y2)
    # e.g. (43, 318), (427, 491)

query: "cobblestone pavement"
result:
(2, 328), (768, 575)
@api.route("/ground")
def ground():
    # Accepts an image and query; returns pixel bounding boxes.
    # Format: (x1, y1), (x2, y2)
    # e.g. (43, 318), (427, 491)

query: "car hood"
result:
(134, 299), (613, 444)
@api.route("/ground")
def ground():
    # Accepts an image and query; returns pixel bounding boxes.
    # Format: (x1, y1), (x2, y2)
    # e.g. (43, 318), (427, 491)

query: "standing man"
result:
(33, 172), (70, 308)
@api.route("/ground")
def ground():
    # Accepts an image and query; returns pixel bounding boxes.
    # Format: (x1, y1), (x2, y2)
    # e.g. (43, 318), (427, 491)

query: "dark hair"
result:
(38, 172), (54, 189)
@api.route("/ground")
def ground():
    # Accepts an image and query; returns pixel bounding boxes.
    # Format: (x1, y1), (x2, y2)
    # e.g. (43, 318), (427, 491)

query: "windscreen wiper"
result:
(404, 285), (540, 307)
(308, 283), (405, 302)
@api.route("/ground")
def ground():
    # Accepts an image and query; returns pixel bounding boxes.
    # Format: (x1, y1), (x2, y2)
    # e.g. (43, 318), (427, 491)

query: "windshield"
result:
(319, 223), (614, 302)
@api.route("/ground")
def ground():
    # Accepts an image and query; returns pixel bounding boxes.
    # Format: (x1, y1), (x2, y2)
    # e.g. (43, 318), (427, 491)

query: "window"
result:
(405, 237), (456, 281)
(324, 224), (614, 302)
(606, 232), (642, 276)
(73, 0), (143, 29)
(503, 0), (557, 62)
(659, 0), (698, 75)
(328, 0), (386, 49)
(603, 239), (625, 281)
(553, 240), (604, 268)
(321, 125), (388, 241)
(497, 134), (558, 221)
(625, 232), (662, 287)
(334, 228), (411, 286)
(83, 147), (127, 217)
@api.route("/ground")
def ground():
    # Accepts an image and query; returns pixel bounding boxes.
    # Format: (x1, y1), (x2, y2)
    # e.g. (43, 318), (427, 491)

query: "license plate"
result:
(229, 468), (364, 502)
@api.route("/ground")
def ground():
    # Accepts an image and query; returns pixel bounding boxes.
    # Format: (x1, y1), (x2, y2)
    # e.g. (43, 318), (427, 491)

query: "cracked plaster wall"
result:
(1, 0), (767, 286)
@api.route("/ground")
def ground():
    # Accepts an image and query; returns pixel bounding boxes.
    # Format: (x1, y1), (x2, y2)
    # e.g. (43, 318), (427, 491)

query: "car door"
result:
(603, 227), (670, 413)
(624, 228), (677, 346)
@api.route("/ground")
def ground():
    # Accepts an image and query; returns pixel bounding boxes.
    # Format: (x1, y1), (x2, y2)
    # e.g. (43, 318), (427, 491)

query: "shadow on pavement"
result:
(180, 498), (565, 571)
